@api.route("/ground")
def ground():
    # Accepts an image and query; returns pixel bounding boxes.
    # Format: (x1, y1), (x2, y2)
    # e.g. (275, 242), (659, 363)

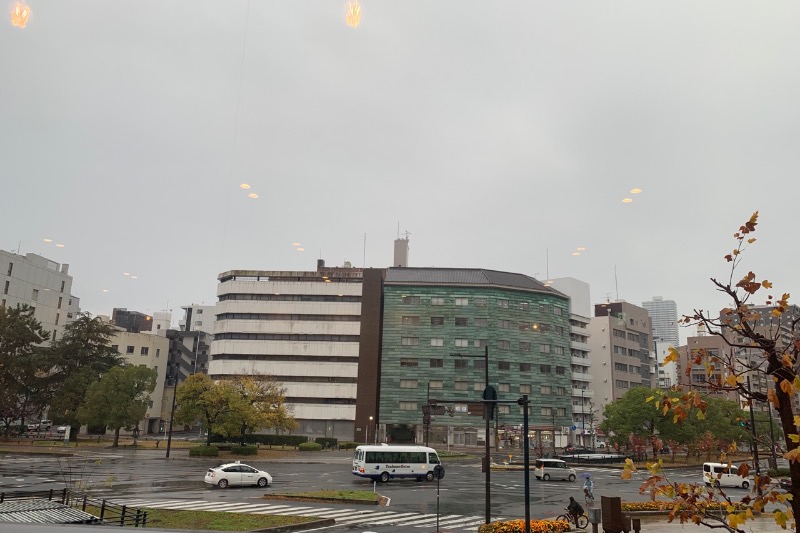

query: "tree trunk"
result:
(112, 427), (120, 447)
(769, 353), (800, 533)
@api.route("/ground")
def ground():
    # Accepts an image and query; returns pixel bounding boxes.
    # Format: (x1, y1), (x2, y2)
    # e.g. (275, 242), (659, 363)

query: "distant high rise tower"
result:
(393, 235), (409, 267)
(642, 296), (679, 347)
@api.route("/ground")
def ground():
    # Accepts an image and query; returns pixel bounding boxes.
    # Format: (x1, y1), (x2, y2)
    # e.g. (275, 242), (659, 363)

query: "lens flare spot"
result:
(345, 0), (361, 28)
(630, 188), (642, 194)
(292, 242), (301, 246)
(622, 198), (633, 203)
(572, 252), (581, 256)
(576, 246), (586, 251)
(55, 243), (65, 248)
(240, 183), (251, 190)
(248, 193), (259, 199)
(296, 247), (305, 252)
(43, 238), (52, 243)
(10, 2), (30, 29)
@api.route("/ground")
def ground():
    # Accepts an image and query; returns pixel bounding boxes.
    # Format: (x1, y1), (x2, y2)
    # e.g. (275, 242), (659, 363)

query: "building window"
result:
(32, 289), (39, 301)
(474, 298), (487, 307)
(431, 316), (444, 326)
(497, 340), (510, 350)
(196, 309), (203, 314)
(520, 384), (531, 394)
(126, 346), (135, 354)
(454, 359), (468, 369)
(141, 347), (149, 355)
(1, 299), (5, 307)
(540, 364), (552, 373)
(431, 338), (444, 347)
(400, 358), (419, 367)
(499, 383), (510, 392)
(399, 401), (417, 411)
(540, 344), (551, 354)
(474, 338), (488, 348)
(474, 382), (485, 391)
(52, 330), (56, 340)
(541, 385), (552, 395)
(111, 345), (118, 352)
(429, 380), (443, 389)
(498, 361), (510, 370)
(402, 296), (421, 305)
(519, 342), (531, 352)
(542, 407), (553, 416)
(556, 366), (565, 375)
(555, 325), (564, 335)
(454, 381), (468, 391)
(496, 299), (509, 308)
(58, 296), (62, 309)
(613, 329), (626, 338)
(6, 263), (12, 276)
(627, 332), (640, 342)
(3, 281), (8, 295)
(156, 349), (160, 358)
(401, 337), (420, 346)
(557, 386), (566, 396)
(455, 298), (469, 306)
(431, 297), (445, 306)
(430, 358), (443, 368)
(519, 321), (531, 331)
(558, 407), (566, 417)
(55, 313), (59, 325)
(615, 363), (628, 372)
(498, 405), (510, 415)
(474, 318), (488, 327)
(195, 321), (203, 327)
(455, 338), (469, 348)
(519, 302), (530, 311)
(616, 380), (629, 389)
(474, 359), (486, 369)
(400, 379), (418, 388)
(60, 281), (65, 293)
(553, 346), (564, 355)
(539, 304), (551, 313)
(402, 316), (420, 325)
(497, 319), (510, 329)
(520, 363), (531, 372)
(455, 317), (469, 326)
(614, 345), (626, 355)
(554, 307), (563, 316)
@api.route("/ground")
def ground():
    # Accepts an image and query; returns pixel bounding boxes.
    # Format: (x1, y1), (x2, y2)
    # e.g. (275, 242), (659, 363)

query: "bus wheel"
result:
(426, 472), (435, 482)
(380, 472), (390, 483)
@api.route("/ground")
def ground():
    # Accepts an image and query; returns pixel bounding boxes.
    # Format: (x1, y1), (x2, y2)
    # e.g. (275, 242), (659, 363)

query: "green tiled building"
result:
(377, 268), (572, 447)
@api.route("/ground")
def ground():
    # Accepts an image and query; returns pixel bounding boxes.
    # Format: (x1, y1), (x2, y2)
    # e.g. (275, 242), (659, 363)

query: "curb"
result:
(263, 495), (386, 506)
(250, 518), (336, 532)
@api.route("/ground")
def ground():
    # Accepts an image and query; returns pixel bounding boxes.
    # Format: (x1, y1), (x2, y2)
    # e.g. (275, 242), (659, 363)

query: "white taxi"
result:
(204, 461), (272, 489)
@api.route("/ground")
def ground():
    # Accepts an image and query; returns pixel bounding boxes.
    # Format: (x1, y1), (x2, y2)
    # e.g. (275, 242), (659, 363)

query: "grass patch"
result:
(87, 506), (316, 531)
(269, 490), (380, 502)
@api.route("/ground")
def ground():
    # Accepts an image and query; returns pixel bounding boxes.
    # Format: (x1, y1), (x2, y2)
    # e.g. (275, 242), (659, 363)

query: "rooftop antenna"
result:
(603, 292), (612, 303)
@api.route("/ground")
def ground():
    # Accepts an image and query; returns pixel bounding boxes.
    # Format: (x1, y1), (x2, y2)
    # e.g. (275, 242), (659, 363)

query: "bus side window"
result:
(429, 453), (440, 464)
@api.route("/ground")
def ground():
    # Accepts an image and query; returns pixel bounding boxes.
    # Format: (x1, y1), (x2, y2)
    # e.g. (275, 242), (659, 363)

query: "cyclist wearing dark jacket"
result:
(567, 496), (584, 522)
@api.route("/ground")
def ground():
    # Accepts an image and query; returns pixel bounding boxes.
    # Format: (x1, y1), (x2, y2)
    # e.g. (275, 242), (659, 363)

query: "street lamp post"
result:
(450, 345), (491, 525)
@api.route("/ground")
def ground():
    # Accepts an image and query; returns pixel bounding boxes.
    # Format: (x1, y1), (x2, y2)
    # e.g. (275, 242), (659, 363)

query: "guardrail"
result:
(0, 488), (147, 527)
(0, 488), (69, 504)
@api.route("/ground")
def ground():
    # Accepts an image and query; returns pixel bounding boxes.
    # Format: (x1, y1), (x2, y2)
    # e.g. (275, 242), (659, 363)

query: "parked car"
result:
(660, 445), (671, 454)
(26, 423), (38, 431)
(56, 426), (68, 434)
(204, 461), (272, 489)
(39, 419), (52, 430)
(562, 447), (593, 455)
(780, 478), (792, 490)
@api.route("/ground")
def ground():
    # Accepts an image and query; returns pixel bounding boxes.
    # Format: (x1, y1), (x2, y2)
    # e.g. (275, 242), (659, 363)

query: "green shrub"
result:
(298, 442), (322, 452)
(315, 437), (337, 449)
(338, 441), (359, 450)
(768, 467), (790, 477)
(231, 445), (258, 455)
(189, 445), (219, 457)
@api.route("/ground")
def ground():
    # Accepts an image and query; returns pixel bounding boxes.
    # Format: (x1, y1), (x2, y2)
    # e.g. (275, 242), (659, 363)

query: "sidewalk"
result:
(629, 517), (779, 532)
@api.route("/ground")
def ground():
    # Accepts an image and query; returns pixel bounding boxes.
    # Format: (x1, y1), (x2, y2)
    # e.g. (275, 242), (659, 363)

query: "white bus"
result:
(352, 444), (443, 482)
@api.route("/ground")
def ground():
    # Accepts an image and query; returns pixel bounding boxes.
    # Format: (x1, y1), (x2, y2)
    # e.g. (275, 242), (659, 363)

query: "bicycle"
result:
(584, 487), (595, 505)
(556, 508), (589, 529)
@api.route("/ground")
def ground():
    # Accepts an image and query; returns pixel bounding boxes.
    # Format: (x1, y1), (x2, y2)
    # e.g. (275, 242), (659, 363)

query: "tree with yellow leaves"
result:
(631, 212), (797, 532)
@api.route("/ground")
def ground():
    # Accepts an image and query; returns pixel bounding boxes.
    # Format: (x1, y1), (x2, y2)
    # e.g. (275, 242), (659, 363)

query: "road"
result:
(0, 449), (716, 532)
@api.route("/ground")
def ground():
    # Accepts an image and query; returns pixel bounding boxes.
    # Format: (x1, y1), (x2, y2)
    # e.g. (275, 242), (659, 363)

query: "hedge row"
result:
(189, 445), (219, 457)
(231, 446), (258, 455)
(299, 442), (323, 452)
(210, 434), (308, 447)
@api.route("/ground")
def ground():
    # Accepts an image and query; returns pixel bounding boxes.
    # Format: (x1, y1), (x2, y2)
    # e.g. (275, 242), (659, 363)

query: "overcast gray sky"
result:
(2, 1), (798, 340)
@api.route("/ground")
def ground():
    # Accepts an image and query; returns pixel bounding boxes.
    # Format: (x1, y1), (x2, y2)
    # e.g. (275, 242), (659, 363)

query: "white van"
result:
(703, 462), (751, 489)
(535, 459), (577, 482)
(352, 445), (442, 483)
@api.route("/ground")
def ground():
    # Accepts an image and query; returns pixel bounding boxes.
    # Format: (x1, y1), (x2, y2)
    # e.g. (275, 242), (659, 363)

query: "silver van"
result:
(534, 458), (577, 482)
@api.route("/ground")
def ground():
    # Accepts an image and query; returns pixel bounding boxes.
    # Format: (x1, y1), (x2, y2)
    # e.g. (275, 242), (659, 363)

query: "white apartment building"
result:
(1, 250), (80, 342)
(209, 261), (363, 441)
(655, 339), (677, 388)
(548, 278), (594, 447)
(588, 300), (655, 418)
(179, 304), (216, 335)
(109, 328), (170, 434)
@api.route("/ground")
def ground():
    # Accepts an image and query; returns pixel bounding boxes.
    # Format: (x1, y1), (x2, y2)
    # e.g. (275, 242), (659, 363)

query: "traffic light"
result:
(738, 420), (751, 430)
(483, 385), (497, 420)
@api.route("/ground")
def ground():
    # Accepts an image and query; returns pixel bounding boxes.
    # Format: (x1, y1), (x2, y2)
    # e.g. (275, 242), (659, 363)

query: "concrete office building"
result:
(112, 308), (153, 333)
(0, 250), (80, 343)
(676, 335), (735, 401)
(108, 328), (170, 434)
(179, 304), (216, 335)
(359, 268), (572, 449)
(588, 301), (655, 417)
(548, 277), (594, 448)
(642, 296), (679, 348)
(209, 260), (363, 441)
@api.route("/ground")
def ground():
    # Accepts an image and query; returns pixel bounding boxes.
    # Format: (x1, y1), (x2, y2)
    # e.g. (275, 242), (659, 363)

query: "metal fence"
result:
(0, 488), (147, 527)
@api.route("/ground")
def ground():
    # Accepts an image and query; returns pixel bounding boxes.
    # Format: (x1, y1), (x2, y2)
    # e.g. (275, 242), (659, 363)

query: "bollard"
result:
(622, 514), (631, 533)
(632, 517), (641, 533)
(587, 507), (602, 533)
